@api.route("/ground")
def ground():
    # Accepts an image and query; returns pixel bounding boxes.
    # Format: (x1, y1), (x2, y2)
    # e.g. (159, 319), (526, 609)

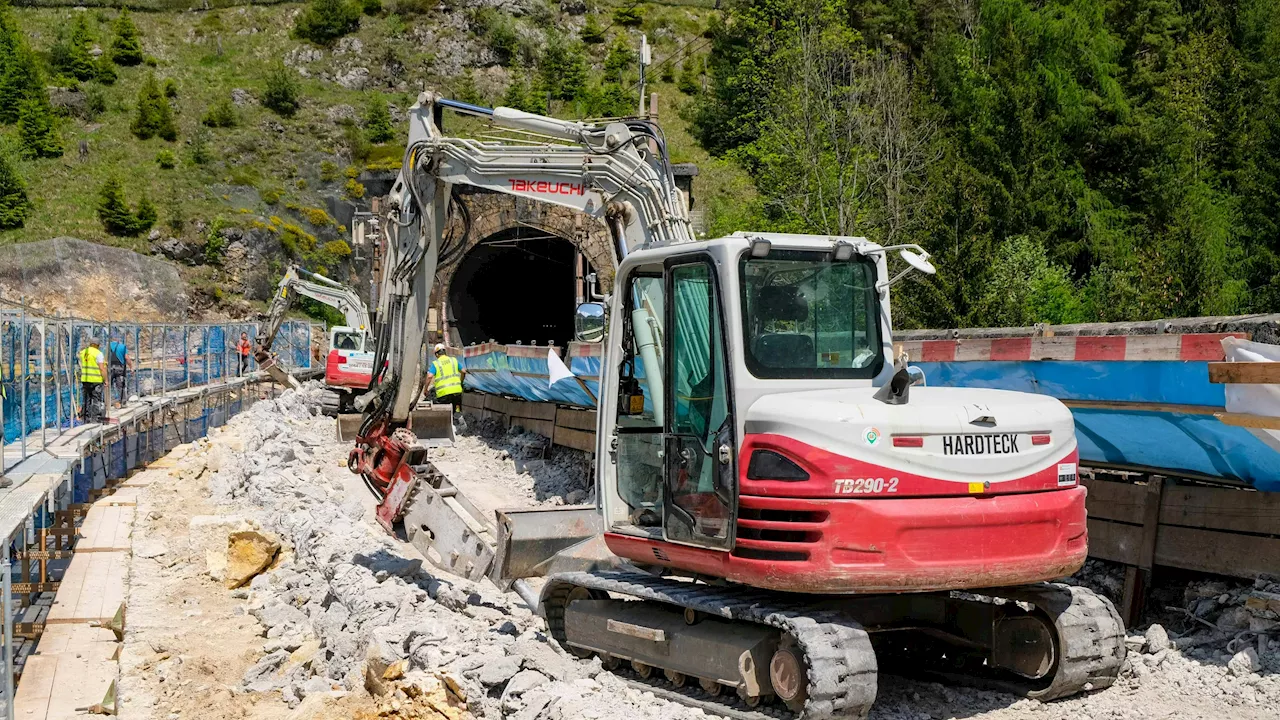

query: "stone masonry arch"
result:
(433, 190), (616, 347)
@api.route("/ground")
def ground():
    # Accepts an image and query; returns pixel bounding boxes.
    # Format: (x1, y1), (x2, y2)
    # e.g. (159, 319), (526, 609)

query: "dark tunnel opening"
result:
(446, 228), (595, 347)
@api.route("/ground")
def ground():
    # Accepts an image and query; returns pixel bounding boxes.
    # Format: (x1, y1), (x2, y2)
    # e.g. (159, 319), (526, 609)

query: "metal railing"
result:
(0, 296), (318, 476)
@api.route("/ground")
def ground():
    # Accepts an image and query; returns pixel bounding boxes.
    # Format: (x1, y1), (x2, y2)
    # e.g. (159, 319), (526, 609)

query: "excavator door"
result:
(661, 257), (736, 549)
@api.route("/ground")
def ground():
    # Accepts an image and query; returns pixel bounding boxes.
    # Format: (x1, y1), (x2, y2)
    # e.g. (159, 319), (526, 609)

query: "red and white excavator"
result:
(346, 93), (1125, 719)
(255, 265), (374, 415)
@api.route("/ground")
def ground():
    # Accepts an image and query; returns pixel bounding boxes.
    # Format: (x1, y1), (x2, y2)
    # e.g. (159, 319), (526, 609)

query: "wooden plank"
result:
(95, 487), (141, 507)
(556, 407), (597, 432)
(76, 505), (135, 552)
(1086, 518), (1142, 565)
(32, 624), (118, 654)
(508, 402), (557, 422)
(41, 648), (118, 718)
(1137, 477), (1164, 571)
(1209, 361), (1280, 384)
(461, 393), (485, 410)
(553, 425), (596, 453)
(1154, 525), (1280, 578)
(1081, 478), (1146, 524)
(1064, 399), (1221, 415)
(510, 417), (555, 439)
(46, 552), (127, 625)
(1159, 483), (1280, 535)
(1215, 411), (1280, 431)
(13, 653), (56, 720)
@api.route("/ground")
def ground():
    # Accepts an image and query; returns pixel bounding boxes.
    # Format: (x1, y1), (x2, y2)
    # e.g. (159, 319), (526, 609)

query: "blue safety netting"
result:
(0, 308), (317, 445)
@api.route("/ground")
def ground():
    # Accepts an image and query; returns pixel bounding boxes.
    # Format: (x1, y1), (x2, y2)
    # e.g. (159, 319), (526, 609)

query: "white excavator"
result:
(346, 93), (1125, 719)
(256, 265), (375, 415)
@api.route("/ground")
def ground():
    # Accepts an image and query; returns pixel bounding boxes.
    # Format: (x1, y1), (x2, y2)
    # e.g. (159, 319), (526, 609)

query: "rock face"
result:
(224, 530), (281, 588)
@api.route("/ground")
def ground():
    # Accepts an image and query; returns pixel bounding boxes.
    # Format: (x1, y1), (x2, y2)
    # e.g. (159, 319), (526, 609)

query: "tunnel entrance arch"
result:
(435, 191), (616, 348)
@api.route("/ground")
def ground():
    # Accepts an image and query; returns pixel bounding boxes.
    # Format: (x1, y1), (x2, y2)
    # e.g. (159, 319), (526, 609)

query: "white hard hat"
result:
(434, 343), (446, 353)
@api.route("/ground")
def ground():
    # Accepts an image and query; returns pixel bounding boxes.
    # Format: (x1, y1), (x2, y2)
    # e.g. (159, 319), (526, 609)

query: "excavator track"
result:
(542, 569), (879, 720)
(981, 583), (1126, 700)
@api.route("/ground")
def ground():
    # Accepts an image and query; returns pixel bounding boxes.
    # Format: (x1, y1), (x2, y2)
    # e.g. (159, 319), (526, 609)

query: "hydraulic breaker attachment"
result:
(338, 404), (456, 445)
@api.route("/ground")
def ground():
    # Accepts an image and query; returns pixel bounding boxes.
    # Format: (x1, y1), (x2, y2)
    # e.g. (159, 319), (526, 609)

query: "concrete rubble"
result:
(121, 384), (1280, 720)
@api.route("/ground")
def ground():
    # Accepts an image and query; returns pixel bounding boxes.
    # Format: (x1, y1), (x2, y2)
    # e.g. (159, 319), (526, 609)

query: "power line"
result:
(627, 35), (712, 92)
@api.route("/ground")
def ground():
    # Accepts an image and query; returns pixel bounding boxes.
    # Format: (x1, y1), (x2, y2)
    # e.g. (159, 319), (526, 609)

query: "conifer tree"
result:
(262, 63), (300, 117)
(364, 94), (393, 143)
(580, 12), (605, 44)
(110, 8), (144, 66)
(17, 95), (62, 159)
(134, 194), (157, 232)
(52, 15), (96, 81)
(0, 41), (43, 124)
(96, 177), (136, 235)
(132, 73), (177, 141)
(0, 143), (32, 230)
(293, 0), (360, 46)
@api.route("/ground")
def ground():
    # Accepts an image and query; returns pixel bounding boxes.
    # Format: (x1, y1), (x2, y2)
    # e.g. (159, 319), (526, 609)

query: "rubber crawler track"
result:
(1004, 583), (1127, 700)
(542, 570), (879, 720)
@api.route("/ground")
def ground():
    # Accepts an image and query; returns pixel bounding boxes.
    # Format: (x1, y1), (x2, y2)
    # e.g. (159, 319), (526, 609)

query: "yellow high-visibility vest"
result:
(79, 346), (105, 383)
(431, 355), (462, 397)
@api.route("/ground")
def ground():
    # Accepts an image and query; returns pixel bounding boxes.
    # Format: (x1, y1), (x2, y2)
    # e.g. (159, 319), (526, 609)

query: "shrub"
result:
(483, 14), (519, 66)
(344, 164), (360, 179)
(156, 149), (177, 169)
(341, 120), (370, 162)
(364, 94), (394, 143)
(262, 62), (301, 117)
(110, 9), (144, 66)
(163, 79), (178, 99)
(612, 5), (643, 27)
(278, 222), (317, 256)
(84, 84), (108, 119)
(453, 70), (485, 107)
(132, 73), (177, 141)
(190, 126), (213, 165)
(317, 239), (352, 266)
(202, 96), (238, 128)
(660, 62), (675, 83)
(295, 177), (309, 190)
(293, 0), (361, 46)
(0, 145), (33, 230)
(299, 206), (335, 227)
(343, 178), (365, 199)
(501, 71), (544, 114)
(135, 194), (157, 230)
(580, 13), (605, 44)
(17, 95), (63, 159)
(361, 0), (382, 16)
(262, 186), (283, 204)
(320, 160), (339, 181)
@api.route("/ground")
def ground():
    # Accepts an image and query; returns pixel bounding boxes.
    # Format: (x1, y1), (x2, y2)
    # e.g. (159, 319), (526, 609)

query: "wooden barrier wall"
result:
(461, 393), (597, 454)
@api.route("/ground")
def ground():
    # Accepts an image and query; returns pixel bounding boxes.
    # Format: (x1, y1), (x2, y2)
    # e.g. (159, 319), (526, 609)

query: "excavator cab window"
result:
(333, 331), (361, 351)
(613, 274), (665, 529)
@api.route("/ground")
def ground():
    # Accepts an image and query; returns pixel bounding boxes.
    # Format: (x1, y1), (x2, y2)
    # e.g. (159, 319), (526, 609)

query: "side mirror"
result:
(907, 365), (926, 387)
(574, 302), (606, 343)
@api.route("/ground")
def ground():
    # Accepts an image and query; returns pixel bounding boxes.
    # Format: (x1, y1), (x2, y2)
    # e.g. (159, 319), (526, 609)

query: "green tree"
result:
(96, 177), (140, 236)
(501, 70), (545, 114)
(134, 194), (157, 232)
(540, 35), (588, 102)
(677, 60), (700, 95)
(94, 55), (117, 85)
(202, 96), (238, 128)
(155, 149), (176, 169)
(976, 237), (1086, 326)
(612, 5), (643, 27)
(110, 8), (144, 66)
(132, 73), (177, 141)
(361, 0), (382, 15)
(17, 95), (62, 159)
(0, 39), (43, 124)
(580, 12), (605, 44)
(603, 34), (634, 83)
(189, 126), (212, 165)
(262, 62), (301, 117)
(51, 15), (96, 82)
(453, 70), (485, 107)
(293, 0), (361, 46)
(0, 143), (32, 229)
(364, 94), (394, 143)
(486, 15), (520, 65)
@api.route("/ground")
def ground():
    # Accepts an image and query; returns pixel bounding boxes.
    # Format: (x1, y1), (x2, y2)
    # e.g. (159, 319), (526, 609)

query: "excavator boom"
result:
(255, 265), (371, 388)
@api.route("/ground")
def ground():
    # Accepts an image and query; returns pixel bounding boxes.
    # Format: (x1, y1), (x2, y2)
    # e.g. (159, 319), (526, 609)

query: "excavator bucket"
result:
(336, 404), (455, 445)
(257, 355), (301, 390)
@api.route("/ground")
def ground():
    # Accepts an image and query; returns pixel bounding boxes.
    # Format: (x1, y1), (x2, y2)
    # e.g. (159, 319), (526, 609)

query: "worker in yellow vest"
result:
(78, 339), (107, 423)
(424, 343), (464, 414)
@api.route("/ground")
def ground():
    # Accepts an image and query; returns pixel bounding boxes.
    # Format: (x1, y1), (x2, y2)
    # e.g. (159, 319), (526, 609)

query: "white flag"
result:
(548, 347), (575, 387)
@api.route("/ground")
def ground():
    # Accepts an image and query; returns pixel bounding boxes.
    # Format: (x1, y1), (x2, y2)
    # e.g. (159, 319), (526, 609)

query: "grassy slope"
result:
(4, 1), (754, 252)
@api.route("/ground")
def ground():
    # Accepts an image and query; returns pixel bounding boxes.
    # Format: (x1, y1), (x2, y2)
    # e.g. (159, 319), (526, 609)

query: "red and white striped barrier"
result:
(898, 333), (1248, 362)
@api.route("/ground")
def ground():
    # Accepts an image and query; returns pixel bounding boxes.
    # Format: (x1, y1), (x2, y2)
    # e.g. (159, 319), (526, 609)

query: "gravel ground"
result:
(118, 386), (1280, 720)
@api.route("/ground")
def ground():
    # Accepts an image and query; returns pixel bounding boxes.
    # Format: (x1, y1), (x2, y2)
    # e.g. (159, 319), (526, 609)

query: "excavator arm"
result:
(255, 265), (371, 388)
(349, 92), (692, 529)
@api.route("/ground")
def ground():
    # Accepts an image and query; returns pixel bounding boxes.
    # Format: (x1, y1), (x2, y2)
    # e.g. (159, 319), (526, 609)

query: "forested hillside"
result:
(691, 0), (1280, 328)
